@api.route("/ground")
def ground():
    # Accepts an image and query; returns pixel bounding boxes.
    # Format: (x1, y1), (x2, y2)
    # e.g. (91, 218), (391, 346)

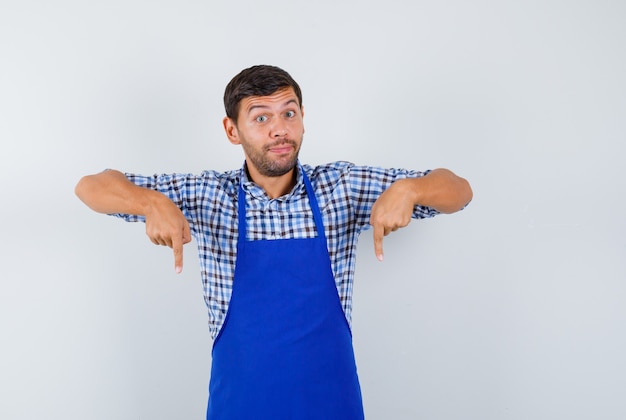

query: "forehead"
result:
(239, 87), (300, 114)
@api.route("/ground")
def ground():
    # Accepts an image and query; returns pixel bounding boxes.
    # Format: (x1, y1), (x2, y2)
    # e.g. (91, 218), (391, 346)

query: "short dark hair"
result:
(224, 65), (303, 123)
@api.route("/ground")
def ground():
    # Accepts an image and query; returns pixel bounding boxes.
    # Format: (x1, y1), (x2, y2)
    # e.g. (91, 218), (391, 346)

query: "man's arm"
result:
(369, 168), (472, 261)
(75, 170), (191, 273)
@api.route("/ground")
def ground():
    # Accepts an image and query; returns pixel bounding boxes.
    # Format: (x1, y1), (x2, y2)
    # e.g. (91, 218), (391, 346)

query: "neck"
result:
(245, 164), (297, 199)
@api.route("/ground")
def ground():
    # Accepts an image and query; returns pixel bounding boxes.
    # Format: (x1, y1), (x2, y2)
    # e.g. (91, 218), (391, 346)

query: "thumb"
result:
(373, 223), (384, 262)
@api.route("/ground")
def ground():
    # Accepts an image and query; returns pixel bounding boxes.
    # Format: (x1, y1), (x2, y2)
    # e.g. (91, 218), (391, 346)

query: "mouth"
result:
(267, 141), (296, 155)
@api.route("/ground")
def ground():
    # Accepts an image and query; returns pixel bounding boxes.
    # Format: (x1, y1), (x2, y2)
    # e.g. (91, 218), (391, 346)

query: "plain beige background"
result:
(1, 0), (625, 418)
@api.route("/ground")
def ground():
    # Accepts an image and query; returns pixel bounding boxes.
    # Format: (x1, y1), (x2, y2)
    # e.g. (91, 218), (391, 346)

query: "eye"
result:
(255, 115), (268, 123)
(285, 110), (296, 118)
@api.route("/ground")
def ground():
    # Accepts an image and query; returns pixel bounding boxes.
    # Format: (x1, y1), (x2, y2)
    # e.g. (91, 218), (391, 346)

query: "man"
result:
(75, 64), (472, 419)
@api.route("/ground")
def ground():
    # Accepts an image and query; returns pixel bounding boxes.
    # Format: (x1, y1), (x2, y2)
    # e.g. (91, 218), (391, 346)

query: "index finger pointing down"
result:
(172, 237), (183, 274)
(373, 223), (384, 262)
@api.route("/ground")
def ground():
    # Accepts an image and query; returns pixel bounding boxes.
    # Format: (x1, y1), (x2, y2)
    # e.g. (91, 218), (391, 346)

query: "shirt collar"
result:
(239, 161), (305, 202)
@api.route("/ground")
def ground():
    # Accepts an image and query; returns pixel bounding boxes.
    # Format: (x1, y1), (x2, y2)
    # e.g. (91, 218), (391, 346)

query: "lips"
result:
(270, 146), (293, 154)
(267, 141), (296, 154)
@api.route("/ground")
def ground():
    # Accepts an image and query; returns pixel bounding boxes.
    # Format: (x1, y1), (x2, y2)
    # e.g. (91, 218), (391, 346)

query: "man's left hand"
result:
(369, 179), (415, 262)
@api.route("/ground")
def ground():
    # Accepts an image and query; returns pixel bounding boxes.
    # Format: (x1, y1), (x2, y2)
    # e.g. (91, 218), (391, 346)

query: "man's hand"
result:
(75, 169), (193, 274)
(144, 197), (192, 274)
(369, 179), (415, 262)
(369, 169), (473, 261)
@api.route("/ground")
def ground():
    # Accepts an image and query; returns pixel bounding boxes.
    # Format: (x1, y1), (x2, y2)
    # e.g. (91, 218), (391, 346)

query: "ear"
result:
(223, 117), (240, 145)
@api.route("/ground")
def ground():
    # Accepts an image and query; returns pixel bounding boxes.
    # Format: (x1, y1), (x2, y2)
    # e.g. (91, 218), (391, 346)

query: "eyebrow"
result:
(246, 99), (299, 114)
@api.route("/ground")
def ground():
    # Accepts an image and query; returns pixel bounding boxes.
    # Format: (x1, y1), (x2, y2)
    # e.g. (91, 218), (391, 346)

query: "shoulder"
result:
(301, 161), (423, 184)
(300, 161), (415, 190)
(193, 168), (241, 198)
(198, 168), (240, 185)
(301, 161), (355, 184)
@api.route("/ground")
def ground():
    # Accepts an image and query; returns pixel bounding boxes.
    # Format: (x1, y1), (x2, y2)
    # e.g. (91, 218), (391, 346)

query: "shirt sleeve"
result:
(344, 164), (440, 230)
(109, 172), (206, 235)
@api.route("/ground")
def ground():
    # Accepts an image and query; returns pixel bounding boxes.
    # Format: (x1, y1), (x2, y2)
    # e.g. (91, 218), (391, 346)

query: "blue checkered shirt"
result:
(114, 161), (438, 339)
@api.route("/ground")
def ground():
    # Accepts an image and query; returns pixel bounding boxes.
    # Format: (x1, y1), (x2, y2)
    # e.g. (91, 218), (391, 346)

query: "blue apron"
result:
(207, 170), (364, 419)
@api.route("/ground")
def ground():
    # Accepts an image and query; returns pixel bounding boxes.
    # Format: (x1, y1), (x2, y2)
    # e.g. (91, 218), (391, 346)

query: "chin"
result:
(264, 157), (299, 177)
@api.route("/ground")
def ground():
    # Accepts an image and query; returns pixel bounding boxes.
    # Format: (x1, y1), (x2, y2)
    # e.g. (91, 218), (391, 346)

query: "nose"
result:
(271, 119), (288, 138)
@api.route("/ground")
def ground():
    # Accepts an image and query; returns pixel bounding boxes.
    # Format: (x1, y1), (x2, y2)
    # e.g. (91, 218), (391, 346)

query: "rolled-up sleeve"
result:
(345, 164), (440, 230)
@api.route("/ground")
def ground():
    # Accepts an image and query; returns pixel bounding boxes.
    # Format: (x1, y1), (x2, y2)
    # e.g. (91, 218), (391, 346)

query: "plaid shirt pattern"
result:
(114, 161), (438, 338)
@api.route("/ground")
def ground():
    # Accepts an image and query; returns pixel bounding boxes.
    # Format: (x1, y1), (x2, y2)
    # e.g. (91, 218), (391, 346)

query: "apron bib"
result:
(207, 170), (364, 419)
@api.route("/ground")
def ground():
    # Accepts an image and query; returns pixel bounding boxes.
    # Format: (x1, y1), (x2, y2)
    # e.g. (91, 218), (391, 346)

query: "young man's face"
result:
(224, 87), (304, 179)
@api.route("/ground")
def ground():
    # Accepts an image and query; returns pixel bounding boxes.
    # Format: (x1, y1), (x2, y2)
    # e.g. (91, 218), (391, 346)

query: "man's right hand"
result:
(145, 197), (192, 274)
(75, 169), (192, 273)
